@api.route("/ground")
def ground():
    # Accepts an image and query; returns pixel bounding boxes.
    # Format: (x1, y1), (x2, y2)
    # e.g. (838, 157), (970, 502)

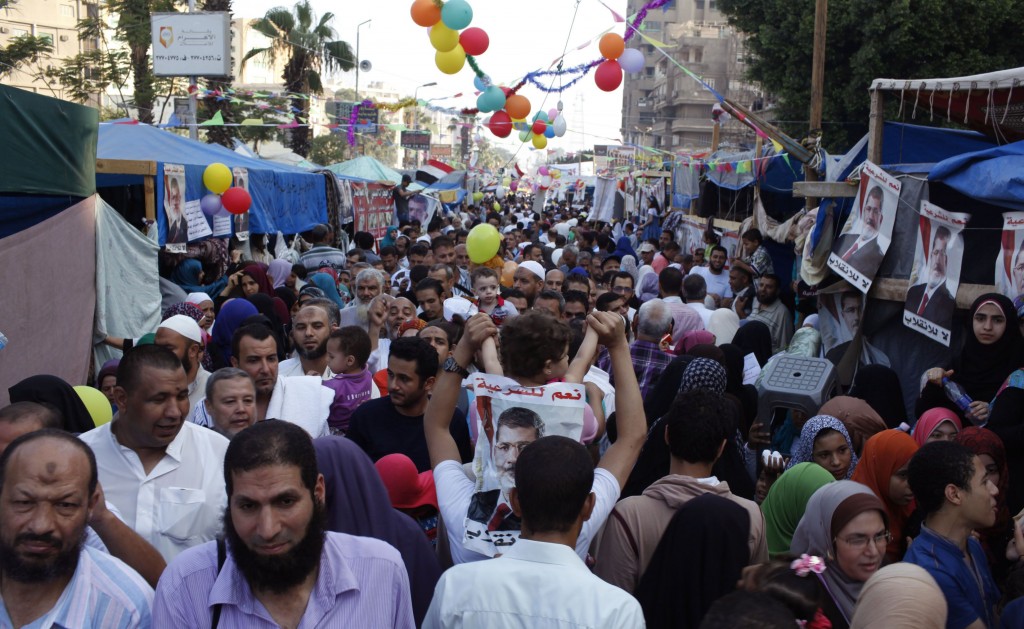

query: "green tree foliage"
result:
(718, 0), (1024, 150)
(242, 0), (354, 157)
(0, 0), (53, 79)
(200, 0), (236, 146)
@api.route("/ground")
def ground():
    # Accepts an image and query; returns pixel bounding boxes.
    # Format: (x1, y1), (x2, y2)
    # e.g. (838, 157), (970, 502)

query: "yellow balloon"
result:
(532, 134), (547, 149)
(74, 385), (113, 426)
(435, 44), (466, 75)
(203, 163), (232, 194)
(466, 223), (502, 264)
(429, 23), (459, 52)
(551, 170), (561, 179)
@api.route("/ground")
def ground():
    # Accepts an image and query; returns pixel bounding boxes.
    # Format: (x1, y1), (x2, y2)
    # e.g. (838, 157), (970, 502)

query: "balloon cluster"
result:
(412, 0), (487, 76)
(201, 163), (251, 216)
(534, 165), (563, 190)
(593, 33), (645, 91)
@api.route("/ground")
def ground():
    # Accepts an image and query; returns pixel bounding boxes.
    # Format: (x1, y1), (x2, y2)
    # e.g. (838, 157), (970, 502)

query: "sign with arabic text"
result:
(400, 130), (432, 151)
(151, 12), (231, 77)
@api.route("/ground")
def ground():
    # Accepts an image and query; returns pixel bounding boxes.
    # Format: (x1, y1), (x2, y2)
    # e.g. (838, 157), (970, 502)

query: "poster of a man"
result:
(231, 167), (250, 239)
(995, 211), (1024, 299)
(828, 161), (901, 292)
(904, 203), (968, 346)
(820, 290), (891, 367)
(163, 163), (187, 247)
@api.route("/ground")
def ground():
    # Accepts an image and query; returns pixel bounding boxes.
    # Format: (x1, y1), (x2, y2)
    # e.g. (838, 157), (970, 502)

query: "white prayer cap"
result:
(185, 292), (213, 306)
(519, 261), (545, 281)
(158, 314), (203, 344)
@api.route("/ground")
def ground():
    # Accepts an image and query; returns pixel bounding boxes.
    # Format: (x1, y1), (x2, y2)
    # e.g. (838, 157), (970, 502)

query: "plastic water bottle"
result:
(942, 377), (984, 427)
(0, 330), (7, 352)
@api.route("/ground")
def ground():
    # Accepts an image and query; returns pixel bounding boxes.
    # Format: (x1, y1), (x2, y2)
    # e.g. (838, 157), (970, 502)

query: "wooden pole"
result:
(867, 89), (885, 164)
(711, 121), (720, 151)
(804, 0), (827, 209)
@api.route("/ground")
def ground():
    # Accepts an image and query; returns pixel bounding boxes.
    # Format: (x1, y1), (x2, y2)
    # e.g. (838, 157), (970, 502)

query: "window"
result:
(11, 28), (28, 37)
(645, 67), (655, 78)
(60, 5), (75, 17)
(693, 48), (703, 63)
(704, 78), (715, 89)
(37, 31), (54, 45)
(646, 21), (662, 32)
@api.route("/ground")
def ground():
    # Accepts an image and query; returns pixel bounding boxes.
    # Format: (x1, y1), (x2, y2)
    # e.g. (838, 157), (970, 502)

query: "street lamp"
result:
(354, 19), (371, 101)
(409, 82), (437, 168)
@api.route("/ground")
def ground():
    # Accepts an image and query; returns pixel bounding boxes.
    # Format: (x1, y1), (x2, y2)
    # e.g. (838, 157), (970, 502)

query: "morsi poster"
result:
(463, 373), (586, 557)
(162, 163), (187, 252)
(819, 289), (891, 367)
(995, 212), (1024, 300)
(231, 167), (250, 241)
(351, 181), (395, 240)
(903, 202), (969, 346)
(827, 161), (901, 293)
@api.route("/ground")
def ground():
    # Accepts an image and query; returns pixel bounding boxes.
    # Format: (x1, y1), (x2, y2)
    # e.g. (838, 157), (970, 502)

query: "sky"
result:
(238, 0), (632, 159)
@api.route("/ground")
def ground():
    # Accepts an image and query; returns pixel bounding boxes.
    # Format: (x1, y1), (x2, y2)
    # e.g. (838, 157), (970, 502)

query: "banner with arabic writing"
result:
(463, 373), (585, 557)
(903, 202), (969, 346)
(995, 212), (1024, 300)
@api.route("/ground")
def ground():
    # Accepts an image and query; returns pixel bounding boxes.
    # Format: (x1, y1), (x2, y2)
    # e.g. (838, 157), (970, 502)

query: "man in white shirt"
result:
(155, 314), (209, 413)
(80, 345), (229, 562)
(278, 299), (338, 379)
(683, 273), (715, 328)
(689, 245), (733, 306)
(423, 436), (644, 628)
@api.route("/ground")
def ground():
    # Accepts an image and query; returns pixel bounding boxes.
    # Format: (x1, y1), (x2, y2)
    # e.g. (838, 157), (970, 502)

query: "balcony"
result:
(671, 118), (714, 133)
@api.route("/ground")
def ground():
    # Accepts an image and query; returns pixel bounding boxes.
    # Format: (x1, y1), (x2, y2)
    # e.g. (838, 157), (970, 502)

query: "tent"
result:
(326, 155), (404, 184)
(97, 123), (328, 243)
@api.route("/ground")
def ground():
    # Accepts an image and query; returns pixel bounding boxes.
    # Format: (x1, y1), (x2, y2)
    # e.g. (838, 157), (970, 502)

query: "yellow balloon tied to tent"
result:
(203, 163), (231, 194)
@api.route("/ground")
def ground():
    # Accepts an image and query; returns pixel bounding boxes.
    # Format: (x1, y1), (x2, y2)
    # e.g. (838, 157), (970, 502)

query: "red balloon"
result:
(531, 120), (547, 135)
(459, 27), (489, 56)
(488, 110), (512, 138)
(221, 186), (252, 215)
(594, 59), (623, 92)
(500, 86), (513, 97)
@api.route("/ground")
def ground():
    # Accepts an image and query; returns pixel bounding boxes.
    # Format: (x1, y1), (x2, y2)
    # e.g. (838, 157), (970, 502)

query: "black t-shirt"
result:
(393, 186), (411, 218)
(347, 396), (472, 472)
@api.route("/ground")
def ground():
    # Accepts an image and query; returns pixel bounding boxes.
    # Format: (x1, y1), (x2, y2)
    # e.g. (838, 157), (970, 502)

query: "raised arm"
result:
(565, 320), (599, 384)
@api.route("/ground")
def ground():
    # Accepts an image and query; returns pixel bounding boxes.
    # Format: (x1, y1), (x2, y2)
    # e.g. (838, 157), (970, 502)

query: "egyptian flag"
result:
(514, 163), (525, 179)
(417, 159), (454, 186)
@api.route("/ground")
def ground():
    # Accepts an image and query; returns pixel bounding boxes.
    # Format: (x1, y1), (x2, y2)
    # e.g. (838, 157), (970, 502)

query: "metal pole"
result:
(187, 0), (198, 140)
(355, 19), (370, 100)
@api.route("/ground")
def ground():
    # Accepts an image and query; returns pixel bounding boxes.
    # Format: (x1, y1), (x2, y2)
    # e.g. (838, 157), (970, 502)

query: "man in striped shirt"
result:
(0, 429), (153, 627)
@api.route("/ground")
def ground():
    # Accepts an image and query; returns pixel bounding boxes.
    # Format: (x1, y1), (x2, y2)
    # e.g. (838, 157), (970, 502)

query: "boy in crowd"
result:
(323, 326), (376, 434)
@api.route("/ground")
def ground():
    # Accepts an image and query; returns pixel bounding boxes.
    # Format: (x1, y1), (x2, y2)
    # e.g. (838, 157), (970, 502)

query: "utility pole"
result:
(805, 0), (827, 208)
(187, 0), (198, 140)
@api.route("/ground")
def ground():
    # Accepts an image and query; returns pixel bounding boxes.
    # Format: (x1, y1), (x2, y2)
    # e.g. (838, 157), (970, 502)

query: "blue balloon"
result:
(536, 111), (549, 122)
(473, 74), (488, 92)
(544, 126), (555, 139)
(476, 85), (505, 113)
(200, 193), (222, 217)
(441, 0), (473, 30)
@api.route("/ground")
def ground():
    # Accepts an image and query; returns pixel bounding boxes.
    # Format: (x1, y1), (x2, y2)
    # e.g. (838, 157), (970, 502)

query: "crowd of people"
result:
(6, 196), (1024, 628)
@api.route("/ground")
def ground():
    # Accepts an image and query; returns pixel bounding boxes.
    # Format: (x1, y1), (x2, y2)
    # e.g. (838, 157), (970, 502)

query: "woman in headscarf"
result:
(96, 359), (120, 410)
(381, 225), (399, 249)
(313, 437), (441, 626)
(8, 375), (95, 433)
(733, 320), (773, 366)
(620, 254), (640, 286)
(634, 494), (751, 629)
(673, 330), (715, 355)
(912, 407), (962, 447)
(989, 384), (1024, 516)
(185, 292), (215, 331)
(790, 481), (889, 629)
(612, 236), (639, 262)
(275, 286), (298, 319)
(239, 264), (275, 298)
(707, 308), (740, 346)
(786, 415), (859, 480)
(246, 293), (290, 358)
(957, 427), (1012, 574)
(916, 292), (1023, 425)
(267, 258), (292, 290)
(170, 258), (228, 296)
(850, 429), (918, 563)
(210, 298), (258, 368)
(760, 462), (835, 558)
(637, 269), (660, 303)
(819, 396), (887, 457)
(850, 364), (908, 428)
(849, 563), (947, 629)
(720, 343), (758, 432)
(307, 272), (345, 308)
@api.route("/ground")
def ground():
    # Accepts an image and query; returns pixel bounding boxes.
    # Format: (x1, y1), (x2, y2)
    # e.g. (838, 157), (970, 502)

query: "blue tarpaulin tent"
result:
(97, 123), (328, 242)
(930, 140), (1024, 211)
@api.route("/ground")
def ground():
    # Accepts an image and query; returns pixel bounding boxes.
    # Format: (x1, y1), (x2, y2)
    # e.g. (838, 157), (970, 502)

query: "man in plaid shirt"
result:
(597, 298), (673, 399)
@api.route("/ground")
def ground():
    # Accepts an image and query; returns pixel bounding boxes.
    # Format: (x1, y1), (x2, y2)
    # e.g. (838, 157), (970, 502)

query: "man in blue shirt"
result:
(905, 441), (1000, 629)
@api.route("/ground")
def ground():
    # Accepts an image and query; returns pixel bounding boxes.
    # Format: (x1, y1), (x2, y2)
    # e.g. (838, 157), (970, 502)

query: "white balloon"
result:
(495, 186), (506, 197)
(553, 115), (567, 137)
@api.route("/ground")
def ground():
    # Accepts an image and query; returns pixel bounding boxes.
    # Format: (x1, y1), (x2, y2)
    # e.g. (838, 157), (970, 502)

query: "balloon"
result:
(541, 175), (552, 187)
(441, 0), (473, 30)
(548, 108), (559, 120)
(551, 169), (561, 179)
(532, 134), (547, 149)
(221, 186), (252, 214)
(594, 59), (623, 91)
(492, 201), (501, 211)
(502, 176), (511, 186)
(534, 110), (549, 122)
(518, 130), (530, 142)
(436, 44), (466, 74)
(200, 193), (222, 217)
(544, 126), (555, 139)
(510, 180), (519, 191)
(553, 114), (567, 137)
(411, 0), (442, 26)
(513, 121), (528, 131)
(476, 85), (505, 112)
(203, 163), (231, 194)
(487, 110), (512, 138)
(504, 94), (531, 119)
(74, 385), (112, 427)
(619, 47), (644, 73)
(496, 186), (506, 198)
(459, 27), (489, 56)
(500, 261), (517, 287)
(473, 74), (488, 91)
(472, 191), (484, 202)
(429, 22), (459, 52)
(466, 223), (502, 264)
(599, 33), (625, 60)
(538, 166), (549, 176)
(531, 120), (546, 135)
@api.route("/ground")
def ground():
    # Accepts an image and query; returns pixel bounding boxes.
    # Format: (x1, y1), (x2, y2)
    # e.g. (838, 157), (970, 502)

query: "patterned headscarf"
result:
(678, 357), (727, 395)
(786, 414), (860, 479)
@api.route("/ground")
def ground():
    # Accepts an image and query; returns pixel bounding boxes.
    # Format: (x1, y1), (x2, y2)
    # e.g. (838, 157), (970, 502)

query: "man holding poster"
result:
(904, 202), (969, 345)
(828, 161), (901, 292)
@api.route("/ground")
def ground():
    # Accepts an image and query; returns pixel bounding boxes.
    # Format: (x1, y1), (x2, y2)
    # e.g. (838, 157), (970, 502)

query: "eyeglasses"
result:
(612, 285), (633, 295)
(835, 531), (890, 550)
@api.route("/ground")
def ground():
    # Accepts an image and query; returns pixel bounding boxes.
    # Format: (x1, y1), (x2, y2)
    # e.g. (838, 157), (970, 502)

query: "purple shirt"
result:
(153, 531), (414, 629)
(596, 339), (672, 400)
(323, 369), (374, 432)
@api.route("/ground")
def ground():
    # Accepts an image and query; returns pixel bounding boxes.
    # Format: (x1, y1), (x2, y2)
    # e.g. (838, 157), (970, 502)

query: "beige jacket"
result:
(592, 474), (768, 593)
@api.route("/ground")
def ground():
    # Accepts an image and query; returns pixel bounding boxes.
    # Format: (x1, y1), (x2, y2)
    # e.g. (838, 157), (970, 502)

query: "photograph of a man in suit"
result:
(906, 225), (956, 325)
(834, 185), (886, 276)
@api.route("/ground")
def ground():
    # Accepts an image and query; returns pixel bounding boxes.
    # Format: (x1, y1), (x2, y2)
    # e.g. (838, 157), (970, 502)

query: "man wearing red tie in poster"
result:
(906, 225), (956, 326)
(834, 185), (886, 277)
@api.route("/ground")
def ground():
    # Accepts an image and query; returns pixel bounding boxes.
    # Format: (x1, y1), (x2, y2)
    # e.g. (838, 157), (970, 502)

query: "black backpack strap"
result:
(211, 538), (226, 629)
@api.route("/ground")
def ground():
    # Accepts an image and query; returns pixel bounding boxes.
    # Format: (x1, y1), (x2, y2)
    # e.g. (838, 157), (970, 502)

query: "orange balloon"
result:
(504, 94), (531, 120)
(599, 33), (625, 60)
(411, 0), (441, 27)
(501, 261), (517, 288)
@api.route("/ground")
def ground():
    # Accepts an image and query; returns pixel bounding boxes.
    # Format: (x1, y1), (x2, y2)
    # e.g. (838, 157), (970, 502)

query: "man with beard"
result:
(834, 185), (887, 276)
(689, 245), (733, 307)
(513, 261), (545, 308)
(906, 225), (956, 325)
(348, 337), (471, 472)
(279, 302), (338, 379)
(339, 269), (386, 330)
(153, 421), (414, 627)
(0, 430), (154, 626)
(748, 274), (793, 354)
(155, 314), (209, 414)
(227, 324), (330, 439)
(80, 345), (229, 562)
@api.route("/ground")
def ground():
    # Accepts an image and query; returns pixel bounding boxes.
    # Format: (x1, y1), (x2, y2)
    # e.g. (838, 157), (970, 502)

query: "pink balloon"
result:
(510, 180), (518, 191)
(548, 108), (559, 120)
(538, 166), (549, 176)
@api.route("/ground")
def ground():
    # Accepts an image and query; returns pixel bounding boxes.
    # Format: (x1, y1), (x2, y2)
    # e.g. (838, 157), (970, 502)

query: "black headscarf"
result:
(634, 493), (750, 629)
(850, 364), (907, 428)
(721, 343), (759, 433)
(733, 320), (774, 366)
(955, 293), (1023, 403)
(8, 375), (95, 433)
(314, 436), (441, 626)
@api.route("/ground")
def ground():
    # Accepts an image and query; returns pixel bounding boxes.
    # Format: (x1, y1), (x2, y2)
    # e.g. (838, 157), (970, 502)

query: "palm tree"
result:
(242, 0), (354, 156)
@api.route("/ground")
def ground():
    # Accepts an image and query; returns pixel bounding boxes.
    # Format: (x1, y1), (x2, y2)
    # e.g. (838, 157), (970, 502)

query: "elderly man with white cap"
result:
(154, 314), (208, 414)
(513, 260), (546, 309)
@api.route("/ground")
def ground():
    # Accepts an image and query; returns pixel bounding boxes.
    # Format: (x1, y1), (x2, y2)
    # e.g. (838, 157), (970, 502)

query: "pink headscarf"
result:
(912, 407), (962, 447)
(674, 330), (715, 355)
